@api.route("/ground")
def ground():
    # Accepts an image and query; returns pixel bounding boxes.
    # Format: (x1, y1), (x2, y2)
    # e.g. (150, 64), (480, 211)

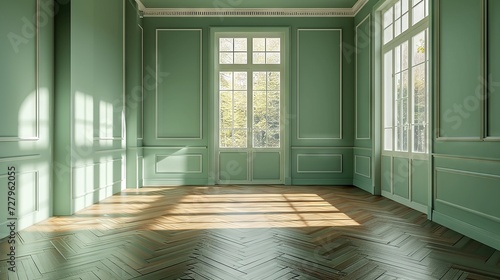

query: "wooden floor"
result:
(1, 185), (499, 280)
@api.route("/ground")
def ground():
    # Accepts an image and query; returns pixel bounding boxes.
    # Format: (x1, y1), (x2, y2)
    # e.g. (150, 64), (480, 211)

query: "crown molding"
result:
(136, 0), (370, 17)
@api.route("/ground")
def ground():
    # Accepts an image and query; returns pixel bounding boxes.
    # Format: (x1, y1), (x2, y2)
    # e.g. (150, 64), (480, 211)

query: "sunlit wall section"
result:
(125, 0), (144, 189)
(54, 0), (125, 215)
(0, 0), (54, 238)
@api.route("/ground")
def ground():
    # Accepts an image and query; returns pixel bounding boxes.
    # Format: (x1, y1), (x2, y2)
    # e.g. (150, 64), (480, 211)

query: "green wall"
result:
(54, 0), (125, 215)
(0, 0), (54, 238)
(433, 0), (500, 251)
(136, 17), (356, 186)
(353, 12), (376, 194)
(125, 0), (144, 188)
(354, 0), (500, 251)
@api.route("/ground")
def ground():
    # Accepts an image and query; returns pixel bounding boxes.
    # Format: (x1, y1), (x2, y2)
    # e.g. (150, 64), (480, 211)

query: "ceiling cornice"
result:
(136, 0), (370, 17)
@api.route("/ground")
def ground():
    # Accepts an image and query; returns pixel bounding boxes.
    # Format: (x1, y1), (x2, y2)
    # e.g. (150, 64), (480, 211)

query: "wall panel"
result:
(291, 148), (352, 185)
(438, 0), (482, 139)
(434, 0), (500, 251)
(0, 0), (38, 140)
(487, 0), (500, 138)
(296, 29), (342, 143)
(143, 147), (209, 185)
(0, 0), (53, 238)
(355, 15), (371, 142)
(54, 0), (125, 215)
(353, 148), (373, 193)
(433, 156), (500, 250)
(156, 29), (202, 140)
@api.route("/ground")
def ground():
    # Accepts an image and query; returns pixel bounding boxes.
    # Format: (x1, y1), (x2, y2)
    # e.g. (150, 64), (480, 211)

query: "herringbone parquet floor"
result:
(1, 185), (499, 280)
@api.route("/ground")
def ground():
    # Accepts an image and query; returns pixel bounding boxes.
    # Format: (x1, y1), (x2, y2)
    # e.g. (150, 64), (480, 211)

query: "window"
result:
(382, 0), (429, 154)
(217, 33), (283, 149)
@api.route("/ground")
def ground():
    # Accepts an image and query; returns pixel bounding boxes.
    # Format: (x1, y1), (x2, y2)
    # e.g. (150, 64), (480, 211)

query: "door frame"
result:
(209, 27), (291, 185)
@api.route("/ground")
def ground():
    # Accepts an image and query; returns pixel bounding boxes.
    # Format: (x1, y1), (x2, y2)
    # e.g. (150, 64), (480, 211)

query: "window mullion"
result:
(392, 48), (397, 152)
(248, 70), (253, 149)
(408, 38), (413, 155)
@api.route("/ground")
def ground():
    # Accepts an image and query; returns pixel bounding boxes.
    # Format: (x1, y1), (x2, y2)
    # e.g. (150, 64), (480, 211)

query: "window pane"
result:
(220, 38), (233, 51)
(252, 71), (280, 148)
(402, 70), (409, 99)
(411, 0), (423, 6)
(395, 72), (402, 99)
(402, 0), (409, 13)
(267, 72), (280, 90)
(234, 38), (247, 51)
(253, 72), (267, 90)
(413, 64), (426, 124)
(233, 91), (247, 128)
(402, 41), (409, 70)
(268, 91), (280, 108)
(384, 51), (393, 128)
(412, 31), (426, 66)
(384, 25), (393, 45)
(220, 129), (232, 147)
(266, 53), (281, 64)
(395, 1), (401, 19)
(253, 52), (266, 64)
(395, 18), (401, 37)
(413, 125), (427, 153)
(267, 130), (280, 148)
(266, 38), (280, 51)
(234, 129), (247, 148)
(395, 45), (401, 72)
(253, 38), (265, 51)
(412, 1), (425, 25)
(220, 91), (232, 129)
(253, 131), (266, 148)
(220, 72), (233, 90)
(384, 128), (393, 151)
(384, 7), (394, 28)
(234, 72), (247, 90)
(220, 52), (233, 64)
(402, 13), (409, 33)
(234, 52), (247, 64)
(253, 91), (267, 129)
(396, 126), (404, 151)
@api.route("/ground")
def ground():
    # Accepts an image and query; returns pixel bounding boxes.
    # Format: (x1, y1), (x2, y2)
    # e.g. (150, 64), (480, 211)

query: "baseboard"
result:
(291, 178), (353, 185)
(353, 177), (373, 194)
(433, 211), (500, 251)
(143, 179), (211, 186)
(381, 191), (428, 214)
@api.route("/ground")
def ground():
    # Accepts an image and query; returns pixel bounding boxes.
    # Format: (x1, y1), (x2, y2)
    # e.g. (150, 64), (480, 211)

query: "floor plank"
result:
(1, 185), (499, 279)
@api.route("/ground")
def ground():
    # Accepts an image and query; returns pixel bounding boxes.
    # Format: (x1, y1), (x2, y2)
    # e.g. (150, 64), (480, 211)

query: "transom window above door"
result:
(218, 37), (281, 65)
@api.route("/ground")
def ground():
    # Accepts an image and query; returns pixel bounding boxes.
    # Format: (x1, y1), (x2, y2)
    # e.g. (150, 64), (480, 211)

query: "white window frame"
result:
(382, 0), (430, 159)
(214, 31), (286, 150)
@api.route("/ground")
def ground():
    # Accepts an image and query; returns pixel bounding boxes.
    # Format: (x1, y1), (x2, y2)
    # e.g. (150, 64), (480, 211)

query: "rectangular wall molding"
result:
(355, 14), (371, 140)
(155, 154), (203, 174)
(296, 29), (343, 140)
(434, 166), (500, 223)
(155, 29), (203, 140)
(354, 155), (371, 178)
(0, 171), (39, 218)
(297, 154), (343, 173)
(0, 0), (40, 141)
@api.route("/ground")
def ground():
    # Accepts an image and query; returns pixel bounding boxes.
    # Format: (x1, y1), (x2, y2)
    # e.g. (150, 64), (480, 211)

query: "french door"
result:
(214, 31), (286, 184)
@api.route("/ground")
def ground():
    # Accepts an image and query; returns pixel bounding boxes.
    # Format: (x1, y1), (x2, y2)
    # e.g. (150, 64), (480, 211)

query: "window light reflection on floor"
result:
(148, 193), (360, 230)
